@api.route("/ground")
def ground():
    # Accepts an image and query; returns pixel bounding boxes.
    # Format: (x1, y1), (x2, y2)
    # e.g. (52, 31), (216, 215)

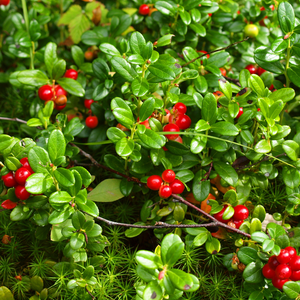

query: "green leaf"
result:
(54, 169), (75, 188)
(10, 205), (31, 221)
(116, 137), (134, 157)
(139, 98), (154, 121)
(283, 140), (299, 161)
(72, 211), (86, 230)
(214, 161), (238, 187)
(57, 78), (84, 97)
(219, 80), (232, 100)
(282, 167), (300, 189)
(111, 57), (136, 82)
(132, 77), (149, 97)
(168, 269), (194, 291)
(69, 14), (90, 44)
(237, 247), (259, 265)
(70, 232), (85, 250)
(71, 167), (92, 187)
(248, 75), (265, 97)
(252, 205), (266, 222)
(254, 140), (271, 154)
(210, 122), (239, 136)
(283, 281), (300, 299)
(71, 45), (84, 67)
(125, 222), (146, 238)
(25, 173), (51, 194)
(189, 23), (206, 37)
(143, 281), (163, 300)
(17, 70), (49, 87)
(180, 11), (191, 25)
(87, 179), (124, 202)
(156, 34), (175, 47)
(111, 97), (134, 128)
(136, 250), (161, 269)
(77, 199), (99, 217)
(49, 191), (72, 205)
(148, 64), (175, 80)
(28, 146), (51, 173)
(137, 129), (165, 149)
(202, 93), (217, 125)
(52, 59), (66, 81)
(262, 239), (275, 252)
(161, 234), (183, 265)
(243, 261), (264, 284)
(155, 1), (177, 16)
(251, 232), (269, 243)
(193, 229), (209, 247)
(130, 32), (146, 56)
(278, 2), (295, 34)
(99, 43), (121, 57)
(239, 69), (251, 88)
(269, 88), (295, 103)
(48, 130), (66, 163)
(92, 58), (109, 81)
(44, 42), (57, 79)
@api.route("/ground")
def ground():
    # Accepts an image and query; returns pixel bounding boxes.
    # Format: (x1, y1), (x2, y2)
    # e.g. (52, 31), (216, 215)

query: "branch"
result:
(2, 116), (251, 238)
(70, 143), (142, 184)
(182, 37), (249, 68)
(0, 117), (28, 124)
(85, 287), (95, 300)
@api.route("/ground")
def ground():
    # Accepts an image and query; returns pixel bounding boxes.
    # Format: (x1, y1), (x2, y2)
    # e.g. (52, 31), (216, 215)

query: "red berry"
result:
(1, 199), (17, 209)
(262, 263), (276, 279)
(270, 4), (275, 11)
(55, 103), (67, 111)
(86, 116), (98, 129)
(257, 67), (266, 76)
(0, 0), (10, 5)
(173, 102), (187, 115)
(233, 205), (249, 221)
(275, 264), (292, 279)
(20, 157), (34, 174)
(233, 220), (243, 229)
(169, 179), (185, 194)
(260, 6), (265, 11)
(162, 169), (176, 183)
(38, 85), (54, 101)
(237, 10), (240, 15)
(54, 85), (67, 97)
(159, 185), (173, 199)
(176, 115), (191, 130)
(236, 107), (244, 119)
(2, 171), (17, 188)
(147, 175), (163, 190)
(139, 4), (150, 15)
(64, 69), (78, 80)
(15, 185), (30, 200)
(290, 270), (300, 281)
(285, 247), (297, 260)
(289, 256), (300, 271)
(163, 124), (180, 140)
(277, 249), (291, 264)
(272, 277), (289, 290)
(213, 205), (228, 223)
(269, 256), (280, 270)
(269, 84), (274, 91)
(208, 13), (212, 17)
(15, 167), (32, 185)
(257, 108), (261, 112)
(245, 64), (257, 75)
(84, 99), (95, 109)
(220, 67), (227, 76)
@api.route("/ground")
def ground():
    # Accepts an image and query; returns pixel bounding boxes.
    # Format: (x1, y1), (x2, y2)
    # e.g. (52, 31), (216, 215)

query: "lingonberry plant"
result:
(1, 0), (300, 299)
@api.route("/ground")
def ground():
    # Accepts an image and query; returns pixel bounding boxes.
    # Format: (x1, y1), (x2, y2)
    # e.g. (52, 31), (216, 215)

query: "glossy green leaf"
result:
(48, 129), (66, 163)
(57, 78), (85, 97)
(214, 161), (238, 187)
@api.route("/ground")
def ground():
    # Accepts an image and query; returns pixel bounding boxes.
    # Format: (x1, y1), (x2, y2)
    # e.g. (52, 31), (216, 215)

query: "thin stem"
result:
(21, 0), (34, 69)
(70, 143), (142, 184)
(85, 287), (95, 300)
(182, 37), (249, 68)
(223, 76), (241, 87)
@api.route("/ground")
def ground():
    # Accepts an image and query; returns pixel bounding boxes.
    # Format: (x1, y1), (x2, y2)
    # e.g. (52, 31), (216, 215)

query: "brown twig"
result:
(70, 143), (142, 184)
(2, 116), (251, 238)
(85, 287), (95, 300)
(182, 37), (249, 68)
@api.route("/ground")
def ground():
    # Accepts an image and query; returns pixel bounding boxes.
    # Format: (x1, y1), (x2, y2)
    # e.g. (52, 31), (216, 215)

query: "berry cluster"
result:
(1, 157), (33, 209)
(245, 64), (266, 76)
(147, 169), (185, 199)
(213, 205), (249, 228)
(83, 99), (98, 129)
(38, 69), (78, 110)
(262, 247), (300, 289)
(163, 102), (191, 142)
